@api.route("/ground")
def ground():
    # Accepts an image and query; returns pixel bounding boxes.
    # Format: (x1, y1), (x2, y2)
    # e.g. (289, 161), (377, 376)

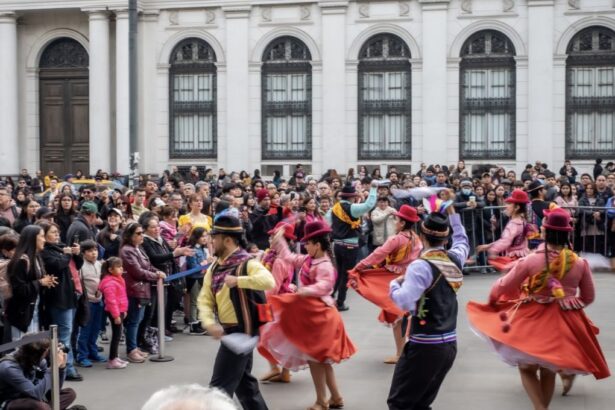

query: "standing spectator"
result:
(131, 189), (147, 220)
(66, 202), (98, 244)
(559, 159), (578, 184)
(184, 227), (211, 335)
(75, 240), (106, 368)
(454, 180), (485, 267)
(97, 208), (123, 258)
(119, 222), (165, 363)
(248, 189), (283, 250)
(578, 183), (606, 254)
(595, 175), (613, 203)
(555, 183), (578, 221)
(0, 187), (19, 227)
(178, 194), (212, 236)
(13, 200), (40, 234)
(99, 257), (129, 369)
(5, 226), (56, 340)
(55, 194), (77, 244)
(39, 221), (84, 381)
(370, 197), (397, 249)
(593, 159), (603, 180)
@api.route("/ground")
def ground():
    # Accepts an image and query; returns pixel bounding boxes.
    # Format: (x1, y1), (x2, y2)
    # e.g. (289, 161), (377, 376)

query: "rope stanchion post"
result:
(150, 277), (174, 363)
(50, 325), (60, 410)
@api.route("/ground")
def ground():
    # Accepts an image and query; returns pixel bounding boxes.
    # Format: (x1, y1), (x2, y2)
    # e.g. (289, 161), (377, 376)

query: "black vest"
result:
(409, 255), (461, 336)
(331, 202), (360, 240)
(227, 260), (268, 336)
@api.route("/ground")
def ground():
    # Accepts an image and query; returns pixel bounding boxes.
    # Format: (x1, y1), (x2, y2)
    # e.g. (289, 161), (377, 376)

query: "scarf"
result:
(332, 202), (361, 230)
(420, 250), (463, 293)
(385, 231), (417, 266)
(211, 248), (251, 294)
(526, 248), (577, 298)
(261, 249), (277, 272)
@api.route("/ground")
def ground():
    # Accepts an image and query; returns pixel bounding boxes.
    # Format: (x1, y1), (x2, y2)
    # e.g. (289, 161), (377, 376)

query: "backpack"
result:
(0, 256), (29, 302)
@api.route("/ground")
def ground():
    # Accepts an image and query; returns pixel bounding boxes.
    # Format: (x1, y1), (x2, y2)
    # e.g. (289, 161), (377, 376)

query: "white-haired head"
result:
(142, 384), (238, 410)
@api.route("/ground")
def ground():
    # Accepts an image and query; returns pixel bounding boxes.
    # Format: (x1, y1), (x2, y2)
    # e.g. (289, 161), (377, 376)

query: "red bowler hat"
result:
(394, 205), (420, 223)
(268, 222), (297, 241)
(504, 189), (529, 204)
(301, 220), (332, 242)
(542, 206), (573, 232)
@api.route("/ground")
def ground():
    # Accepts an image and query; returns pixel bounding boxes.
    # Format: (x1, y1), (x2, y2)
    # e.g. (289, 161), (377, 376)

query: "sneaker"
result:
(127, 349), (145, 363)
(99, 332), (109, 344)
(189, 323), (206, 335)
(164, 335), (173, 342)
(137, 348), (150, 358)
(119, 334), (126, 345)
(106, 358), (128, 369)
(75, 359), (92, 368)
(88, 354), (107, 363)
(117, 357), (129, 365)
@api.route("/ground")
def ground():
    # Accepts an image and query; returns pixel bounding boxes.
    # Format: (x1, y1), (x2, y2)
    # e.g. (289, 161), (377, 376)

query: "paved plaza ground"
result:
(74, 273), (615, 410)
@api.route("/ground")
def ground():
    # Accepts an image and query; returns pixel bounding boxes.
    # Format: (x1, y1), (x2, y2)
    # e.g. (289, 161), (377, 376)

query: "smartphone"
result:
(72, 235), (79, 246)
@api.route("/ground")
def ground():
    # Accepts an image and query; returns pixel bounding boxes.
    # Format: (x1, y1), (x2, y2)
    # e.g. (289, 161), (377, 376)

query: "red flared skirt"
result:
(348, 268), (404, 324)
(259, 294), (357, 371)
(487, 256), (519, 272)
(466, 300), (610, 379)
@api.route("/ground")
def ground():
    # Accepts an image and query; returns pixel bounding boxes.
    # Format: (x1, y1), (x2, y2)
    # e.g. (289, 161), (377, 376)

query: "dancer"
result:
(197, 214), (274, 410)
(467, 207), (610, 410)
(260, 220), (357, 410)
(387, 199), (468, 410)
(475, 189), (531, 272)
(350, 204), (422, 364)
(258, 222), (297, 384)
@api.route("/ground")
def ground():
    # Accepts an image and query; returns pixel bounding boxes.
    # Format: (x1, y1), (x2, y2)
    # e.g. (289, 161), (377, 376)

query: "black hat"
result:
(527, 180), (545, 193)
(210, 214), (244, 236)
(420, 213), (450, 239)
(340, 182), (358, 198)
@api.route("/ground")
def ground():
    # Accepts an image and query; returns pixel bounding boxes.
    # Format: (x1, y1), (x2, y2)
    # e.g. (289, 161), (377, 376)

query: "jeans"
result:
(49, 307), (76, 375)
(124, 297), (146, 353)
(77, 301), (104, 362)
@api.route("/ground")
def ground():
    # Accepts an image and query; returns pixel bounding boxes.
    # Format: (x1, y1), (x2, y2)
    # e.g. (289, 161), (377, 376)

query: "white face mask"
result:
(461, 188), (472, 196)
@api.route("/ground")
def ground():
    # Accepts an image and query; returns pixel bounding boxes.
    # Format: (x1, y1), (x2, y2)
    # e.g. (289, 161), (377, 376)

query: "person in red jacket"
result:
(99, 257), (129, 369)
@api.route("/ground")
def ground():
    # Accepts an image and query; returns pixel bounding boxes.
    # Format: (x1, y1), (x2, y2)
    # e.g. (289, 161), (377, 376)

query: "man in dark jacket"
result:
(248, 189), (282, 250)
(65, 202), (98, 245)
(454, 180), (485, 270)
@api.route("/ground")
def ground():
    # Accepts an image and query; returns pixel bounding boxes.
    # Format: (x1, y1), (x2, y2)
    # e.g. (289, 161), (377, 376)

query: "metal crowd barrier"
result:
(458, 205), (614, 273)
(0, 326), (60, 410)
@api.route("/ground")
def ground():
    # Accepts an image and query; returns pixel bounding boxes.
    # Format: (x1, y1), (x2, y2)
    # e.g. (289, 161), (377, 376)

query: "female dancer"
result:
(467, 207), (610, 410)
(260, 221), (356, 410)
(258, 222), (297, 383)
(476, 189), (531, 272)
(349, 205), (422, 364)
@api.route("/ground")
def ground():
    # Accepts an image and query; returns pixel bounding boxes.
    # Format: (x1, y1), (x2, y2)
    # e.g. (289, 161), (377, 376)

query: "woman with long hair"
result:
(467, 207), (609, 408)
(476, 189), (531, 272)
(13, 200), (40, 234)
(55, 193), (77, 244)
(178, 194), (212, 235)
(260, 221), (356, 410)
(350, 205), (422, 364)
(578, 182), (606, 254)
(5, 225), (57, 340)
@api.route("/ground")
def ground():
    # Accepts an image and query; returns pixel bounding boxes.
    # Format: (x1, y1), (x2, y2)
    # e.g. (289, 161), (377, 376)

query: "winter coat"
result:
(119, 245), (159, 300)
(40, 243), (83, 311)
(99, 275), (128, 319)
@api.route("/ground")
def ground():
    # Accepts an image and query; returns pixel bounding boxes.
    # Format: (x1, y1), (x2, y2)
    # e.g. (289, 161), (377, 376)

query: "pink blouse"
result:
(489, 245), (595, 306)
(357, 231), (423, 274)
(488, 217), (529, 258)
(267, 257), (295, 297)
(272, 238), (336, 306)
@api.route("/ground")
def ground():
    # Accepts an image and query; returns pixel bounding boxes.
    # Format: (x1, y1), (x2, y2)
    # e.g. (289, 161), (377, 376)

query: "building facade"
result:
(0, 0), (614, 177)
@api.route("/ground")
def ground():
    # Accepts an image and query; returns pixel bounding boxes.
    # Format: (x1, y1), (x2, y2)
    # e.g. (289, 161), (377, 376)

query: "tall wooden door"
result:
(39, 38), (89, 176)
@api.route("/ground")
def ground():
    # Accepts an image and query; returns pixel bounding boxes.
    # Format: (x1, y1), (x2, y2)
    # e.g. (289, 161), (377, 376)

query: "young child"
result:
(247, 242), (264, 260)
(76, 240), (106, 367)
(184, 227), (212, 335)
(99, 257), (129, 369)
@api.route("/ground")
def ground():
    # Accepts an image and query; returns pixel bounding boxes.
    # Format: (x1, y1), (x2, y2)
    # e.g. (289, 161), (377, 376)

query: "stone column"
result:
(115, 9), (130, 174)
(419, 0), (449, 164)
(527, 0), (555, 166)
(0, 13), (19, 175)
(320, 1), (348, 170)
(222, 4), (251, 172)
(86, 9), (111, 174)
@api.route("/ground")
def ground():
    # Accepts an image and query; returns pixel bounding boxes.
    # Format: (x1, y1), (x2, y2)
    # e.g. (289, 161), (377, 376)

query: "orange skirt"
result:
(487, 256), (519, 272)
(259, 294), (357, 371)
(466, 300), (610, 379)
(348, 268), (405, 325)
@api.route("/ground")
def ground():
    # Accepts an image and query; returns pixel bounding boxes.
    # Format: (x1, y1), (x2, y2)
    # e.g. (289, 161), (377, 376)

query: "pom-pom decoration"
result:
(422, 195), (453, 215)
(499, 312), (508, 322)
(501, 323), (511, 333)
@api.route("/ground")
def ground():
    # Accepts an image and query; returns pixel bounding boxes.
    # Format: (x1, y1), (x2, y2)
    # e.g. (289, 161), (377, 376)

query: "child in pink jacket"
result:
(99, 257), (129, 369)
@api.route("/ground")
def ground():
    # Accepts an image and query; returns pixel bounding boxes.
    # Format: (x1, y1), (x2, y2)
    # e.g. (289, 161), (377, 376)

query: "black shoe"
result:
(168, 325), (182, 334)
(66, 372), (83, 382)
(336, 303), (349, 312)
(189, 323), (207, 335)
(67, 406), (88, 410)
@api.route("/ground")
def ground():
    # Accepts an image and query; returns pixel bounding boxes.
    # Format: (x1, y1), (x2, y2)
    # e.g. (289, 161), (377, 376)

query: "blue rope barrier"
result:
(163, 264), (210, 283)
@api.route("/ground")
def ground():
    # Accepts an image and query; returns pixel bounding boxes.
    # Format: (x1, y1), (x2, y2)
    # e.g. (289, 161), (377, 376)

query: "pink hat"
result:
(504, 189), (529, 204)
(394, 205), (420, 223)
(256, 189), (270, 203)
(543, 207), (573, 232)
(301, 221), (332, 242)
(268, 222), (297, 241)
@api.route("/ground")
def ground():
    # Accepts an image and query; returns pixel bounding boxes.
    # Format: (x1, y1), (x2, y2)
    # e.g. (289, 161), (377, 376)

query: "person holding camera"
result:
(0, 339), (83, 410)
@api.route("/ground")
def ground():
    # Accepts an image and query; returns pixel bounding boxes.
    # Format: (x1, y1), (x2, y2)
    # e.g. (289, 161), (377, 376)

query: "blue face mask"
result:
(462, 188), (472, 196)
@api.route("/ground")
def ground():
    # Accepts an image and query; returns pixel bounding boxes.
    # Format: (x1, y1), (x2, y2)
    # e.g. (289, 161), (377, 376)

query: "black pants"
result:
(107, 313), (122, 360)
(387, 341), (457, 410)
(7, 387), (75, 410)
(333, 243), (358, 306)
(210, 343), (268, 410)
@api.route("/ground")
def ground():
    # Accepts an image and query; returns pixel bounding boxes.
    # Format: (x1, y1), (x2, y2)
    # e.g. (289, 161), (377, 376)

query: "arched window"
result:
(358, 33), (411, 160)
(169, 38), (217, 158)
(261, 36), (312, 159)
(566, 26), (615, 159)
(460, 30), (516, 159)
